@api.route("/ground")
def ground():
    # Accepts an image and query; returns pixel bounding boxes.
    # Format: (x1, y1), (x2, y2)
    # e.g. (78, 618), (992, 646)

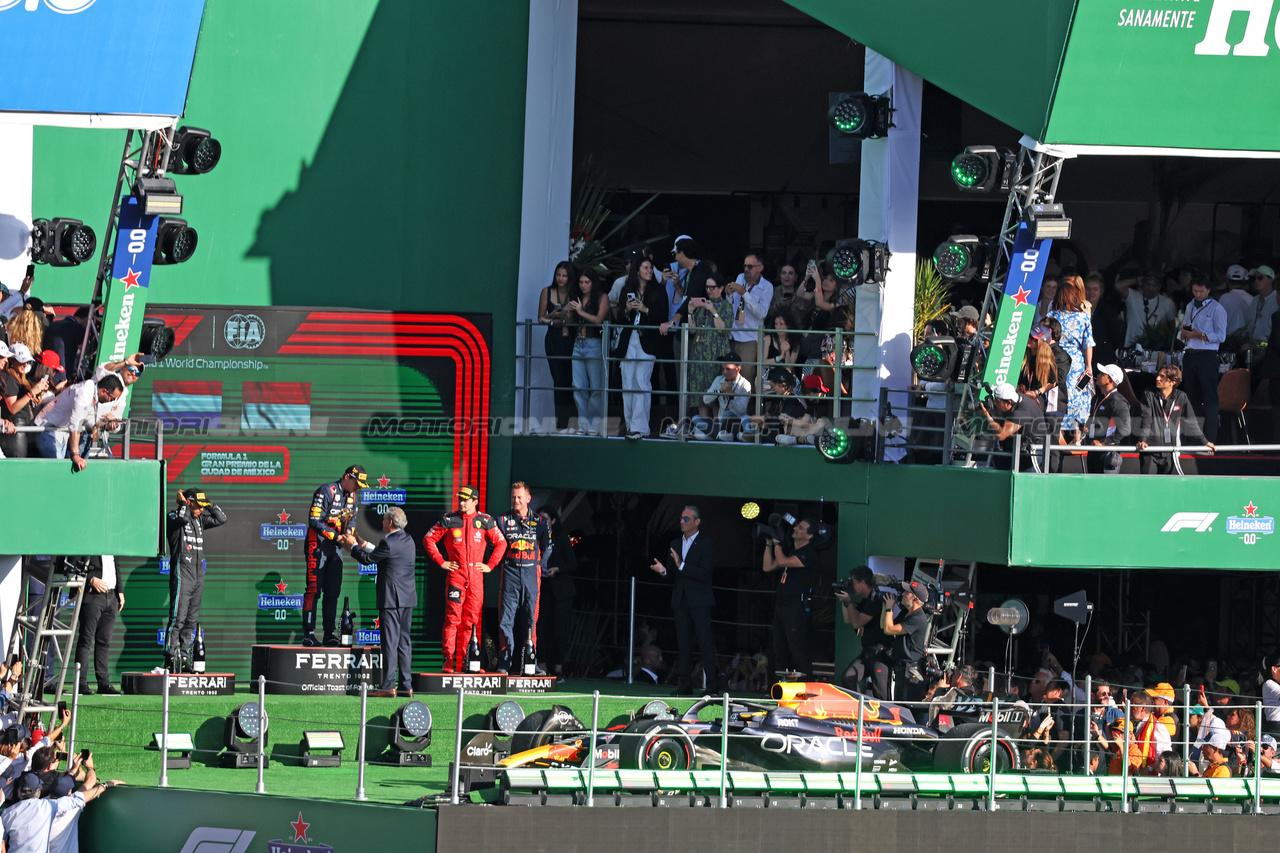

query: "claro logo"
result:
(0, 0), (97, 12)
(178, 828), (256, 853)
(1195, 0), (1280, 55)
(1161, 512), (1219, 532)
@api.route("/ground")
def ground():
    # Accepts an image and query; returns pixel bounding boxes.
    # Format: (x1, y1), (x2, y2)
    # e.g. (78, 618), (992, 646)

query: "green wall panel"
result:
(865, 465), (1012, 565)
(0, 460), (162, 557)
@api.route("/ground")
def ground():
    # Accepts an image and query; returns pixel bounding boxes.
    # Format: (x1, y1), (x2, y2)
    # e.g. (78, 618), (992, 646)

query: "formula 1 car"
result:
(498, 682), (1024, 775)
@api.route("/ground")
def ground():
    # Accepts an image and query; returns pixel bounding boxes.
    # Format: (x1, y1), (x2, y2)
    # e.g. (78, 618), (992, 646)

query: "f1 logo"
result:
(178, 828), (256, 853)
(1161, 512), (1219, 532)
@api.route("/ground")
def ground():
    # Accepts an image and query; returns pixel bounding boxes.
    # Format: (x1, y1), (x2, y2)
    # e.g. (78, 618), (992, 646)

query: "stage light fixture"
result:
(486, 700), (525, 736)
(390, 700), (433, 765)
(828, 93), (893, 139)
(933, 235), (998, 284)
(134, 177), (184, 216)
(300, 730), (345, 767)
(950, 146), (1016, 194)
(1024, 203), (1072, 240)
(740, 502), (761, 520)
(139, 317), (176, 361)
(30, 218), (96, 267)
(221, 702), (268, 768)
(168, 127), (222, 175)
(149, 731), (193, 770)
(825, 239), (890, 287)
(910, 335), (960, 383)
(153, 218), (198, 264)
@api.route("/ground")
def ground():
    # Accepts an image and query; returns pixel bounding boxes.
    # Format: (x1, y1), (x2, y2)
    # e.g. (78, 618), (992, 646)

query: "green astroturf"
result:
(66, 679), (724, 806)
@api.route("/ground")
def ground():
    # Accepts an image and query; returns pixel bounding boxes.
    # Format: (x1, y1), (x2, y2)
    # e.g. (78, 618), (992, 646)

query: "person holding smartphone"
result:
(613, 258), (666, 438)
(1046, 276), (1096, 443)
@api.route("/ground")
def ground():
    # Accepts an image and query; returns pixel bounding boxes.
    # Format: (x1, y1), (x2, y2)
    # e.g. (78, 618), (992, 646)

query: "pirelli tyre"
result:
(510, 705), (585, 756)
(618, 719), (694, 771)
(932, 723), (1022, 773)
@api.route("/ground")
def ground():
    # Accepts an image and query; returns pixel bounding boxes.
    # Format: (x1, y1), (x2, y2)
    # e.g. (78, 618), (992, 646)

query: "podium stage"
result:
(413, 672), (556, 695)
(121, 671), (238, 696)
(250, 644), (383, 695)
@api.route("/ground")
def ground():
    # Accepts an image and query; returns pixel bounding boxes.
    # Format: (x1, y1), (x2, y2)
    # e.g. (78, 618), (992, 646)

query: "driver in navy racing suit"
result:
(496, 482), (550, 673)
(165, 488), (227, 671)
(302, 464), (367, 646)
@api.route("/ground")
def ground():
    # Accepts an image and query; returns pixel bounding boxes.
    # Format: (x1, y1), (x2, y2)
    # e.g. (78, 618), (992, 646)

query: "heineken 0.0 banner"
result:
(982, 224), (1052, 390)
(108, 306), (492, 677)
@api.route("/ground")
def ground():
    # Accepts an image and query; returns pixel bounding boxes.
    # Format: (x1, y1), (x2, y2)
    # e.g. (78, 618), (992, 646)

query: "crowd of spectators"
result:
(0, 280), (146, 465)
(537, 238), (857, 443)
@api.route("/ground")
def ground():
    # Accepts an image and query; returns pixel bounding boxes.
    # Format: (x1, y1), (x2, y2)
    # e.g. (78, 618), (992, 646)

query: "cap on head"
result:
(1205, 729), (1230, 751)
(16, 773), (42, 799)
(38, 350), (62, 371)
(1254, 264), (1276, 280)
(9, 343), (33, 365)
(1151, 682), (1175, 703)
(953, 305), (979, 322)
(0, 342), (11, 360)
(49, 774), (75, 798)
(992, 382), (1018, 402)
(1262, 734), (1278, 751)
(1227, 264), (1249, 281)
(801, 374), (829, 394)
(22, 297), (44, 313)
(1096, 364), (1125, 386)
(1029, 325), (1052, 344)
(717, 352), (740, 367)
(181, 488), (212, 508)
(342, 465), (368, 488)
(672, 234), (692, 253)
(457, 485), (480, 502)
(903, 580), (931, 605)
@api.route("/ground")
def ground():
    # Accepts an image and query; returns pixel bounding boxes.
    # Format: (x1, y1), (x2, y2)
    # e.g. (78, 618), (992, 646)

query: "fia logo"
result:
(0, 0), (96, 11)
(224, 313), (265, 350)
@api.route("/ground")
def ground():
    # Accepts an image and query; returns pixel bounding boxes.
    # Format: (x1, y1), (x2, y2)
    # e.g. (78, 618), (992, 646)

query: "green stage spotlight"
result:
(950, 146), (1016, 194)
(910, 336), (960, 383)
(933, 235), (997, 284)
(153, 218), (198, 265)
(168, 127), (222, 175)
(30, 218), (96, 267)
(139, 317), (176, 361)
(828, 93), (893, 139)
(826, 239), (890, 287)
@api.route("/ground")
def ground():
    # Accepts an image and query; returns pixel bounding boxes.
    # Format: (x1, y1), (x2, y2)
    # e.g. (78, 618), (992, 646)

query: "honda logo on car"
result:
(1161, 512), (1218, 532)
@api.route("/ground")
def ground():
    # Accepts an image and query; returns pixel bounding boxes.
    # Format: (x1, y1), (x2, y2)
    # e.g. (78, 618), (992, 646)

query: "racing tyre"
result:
(932, 723), (1021, 774)
(510, 705), (585, 757)
(618, 719), (694, 771)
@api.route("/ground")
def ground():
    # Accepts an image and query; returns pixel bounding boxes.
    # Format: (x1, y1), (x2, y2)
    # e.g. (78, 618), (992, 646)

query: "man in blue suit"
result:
(649, 505), (719, 696)
(350, 507), (418, 697)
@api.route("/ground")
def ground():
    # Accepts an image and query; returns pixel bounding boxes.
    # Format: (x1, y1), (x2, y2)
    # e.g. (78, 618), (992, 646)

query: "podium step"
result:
(121, 672), (237, 696)
(413, 672), (556, 695)
(250, 644), (382, 695)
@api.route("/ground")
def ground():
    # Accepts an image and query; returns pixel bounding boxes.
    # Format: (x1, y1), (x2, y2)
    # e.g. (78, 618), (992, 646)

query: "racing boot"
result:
(323, 633), (340, 647)
(302, 633), (320, 648)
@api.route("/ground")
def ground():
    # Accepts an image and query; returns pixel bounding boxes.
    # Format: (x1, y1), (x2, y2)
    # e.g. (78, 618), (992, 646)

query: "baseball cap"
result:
(902, 580), (932, 605)
(22, 297), (44, 313)
(9, 343), (33, 365)
(1227, 264), (1249, 281)
(16, 773), (42, 798)
(38, 350), (62, 371)
(1095, 364), (1125, 386)
(1029, 325), (1052, 343)
(48, 774), (75, 798)
(342, 465), (368, 488)
(1262, 734), (1278, 751)
(1189, 704), (1206, 718)
(1151, 682), (1175, 703)
(1252, 265), (1276, 279)
(952, 305), (979, 322)
(0, 342), (11, 360)
(801, 374), (829, 394)
(181, 488), (212, 508)
(716, 352), (739, 366)
(457, 485), (480, 501)
(1204, 728), (1230, 751)
(672, 234), (692, 253)
(992, 382), (1018, 402)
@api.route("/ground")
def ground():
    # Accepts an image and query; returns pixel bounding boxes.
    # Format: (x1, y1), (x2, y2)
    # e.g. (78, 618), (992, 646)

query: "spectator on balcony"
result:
(1, 344), (48, 459)
(682, 274), (734, 410)
(1221, 265), (1253, 334)
(1198, 731), (1233, 778)
(566, 268), (610, 434)
(1086, 364), (1131, 474)
(799, 269), (841, 334)
(740, 366), (809, 445)
(1087, 273), (1126, 364)
(1047, 275), (1095, 440)
(1125, 274), (1177, 347)
(977, 382), (1050, 471)
(692, 354), (750, 442)
(1247, 265), (1277, 345)
(815, 306), (855, 398)
(1017, 330), (1060, 411)
(5, 302), (45, 358)
(728, 253), (773, 386)
(1033, 274), (1058, 325)
(538, 261), (577, 434)
(666, 237), (712, 320)
(33, 374), (123, 469)
(43, 306), (89, 384)
(0, 269), (33, 324)
(1178, 279), (1227, 443)
(1261, 650), (1280, 729)
(771, 262), (800, 309)
(1109, 690), (1170, 775)
(614, 257), (667, 439)
(1135, 365), (1215, 473)
(762, 306), (808, 386)
(1040, 318), (1073, 418)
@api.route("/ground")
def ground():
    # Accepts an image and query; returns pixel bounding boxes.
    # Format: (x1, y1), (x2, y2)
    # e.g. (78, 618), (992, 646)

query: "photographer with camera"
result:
(762, 518), (820, 679)
(879, 580), (932, 702)
(836, 566), (892, 697)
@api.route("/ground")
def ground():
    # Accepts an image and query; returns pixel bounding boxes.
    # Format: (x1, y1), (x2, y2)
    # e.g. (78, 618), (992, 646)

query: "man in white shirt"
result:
(1124, 275), (1177, 346)
(1219, 264), (1253, 334)
(728, 253), (773, 385)
(1248, 264), (1278, 343)
(33, 374), (123, 469)
(692, 356), (751, 442)
(1179, 281), (1228, 442)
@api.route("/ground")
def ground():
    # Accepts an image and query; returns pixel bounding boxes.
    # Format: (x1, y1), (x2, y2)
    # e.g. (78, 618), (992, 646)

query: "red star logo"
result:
(290, 813), (309, 843)
(1010, 286), (1032, 307)
(1245, 502), (1259, 518)
(373, 617), (380, 629)
(275, 581), (288, 594)
(377, 475), (390, 488)
(277, 509), (291, 524)
(120, 268), (142, 290)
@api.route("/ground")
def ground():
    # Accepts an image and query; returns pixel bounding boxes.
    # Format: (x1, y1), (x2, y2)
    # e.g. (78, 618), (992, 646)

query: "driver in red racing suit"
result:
(424, 485), (506, 672)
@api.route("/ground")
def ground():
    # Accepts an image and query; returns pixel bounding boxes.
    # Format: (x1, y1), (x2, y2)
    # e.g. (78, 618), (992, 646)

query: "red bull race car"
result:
(498, 682), (1025, 774)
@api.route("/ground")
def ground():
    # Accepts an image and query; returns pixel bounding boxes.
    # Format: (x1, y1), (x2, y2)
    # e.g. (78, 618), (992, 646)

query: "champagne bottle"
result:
(466, 627), (482, 673)
(192, 625), (206, 674)
(340, 597), (354, 646)
(522, 630), (536, 677)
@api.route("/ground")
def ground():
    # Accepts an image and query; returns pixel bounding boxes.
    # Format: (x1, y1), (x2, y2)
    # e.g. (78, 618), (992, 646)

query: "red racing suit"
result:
(424, 510), (506, 671)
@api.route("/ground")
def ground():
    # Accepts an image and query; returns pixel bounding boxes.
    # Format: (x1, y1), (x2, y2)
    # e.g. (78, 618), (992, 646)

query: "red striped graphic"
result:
(152, 380), (222, 396)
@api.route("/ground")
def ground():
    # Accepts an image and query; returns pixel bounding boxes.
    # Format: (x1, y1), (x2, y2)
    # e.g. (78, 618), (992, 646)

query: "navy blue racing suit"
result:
(303, 481), (359, 638)
(165, 502), (227, 661)
(496, 510), (550, 671)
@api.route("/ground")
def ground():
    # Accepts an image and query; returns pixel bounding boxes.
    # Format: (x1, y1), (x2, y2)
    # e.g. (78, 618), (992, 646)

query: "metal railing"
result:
(5, 418), (164, 461)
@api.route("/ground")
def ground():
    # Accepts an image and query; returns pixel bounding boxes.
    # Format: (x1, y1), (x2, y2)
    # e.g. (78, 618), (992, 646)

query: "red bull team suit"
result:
(424, 510), (506, 671)
(304, 481), (359, 641)
(496, 510), (551, 671)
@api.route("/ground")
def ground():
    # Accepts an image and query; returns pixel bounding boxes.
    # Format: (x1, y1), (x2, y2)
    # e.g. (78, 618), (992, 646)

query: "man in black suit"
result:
(649, 505), (719, 695)
(350, 507), (417, 697)
(75, 556), (124, 695)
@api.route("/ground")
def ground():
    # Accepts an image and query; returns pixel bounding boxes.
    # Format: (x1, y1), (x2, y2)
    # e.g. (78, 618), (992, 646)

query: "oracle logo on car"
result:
(1161, 512), (1219, 533)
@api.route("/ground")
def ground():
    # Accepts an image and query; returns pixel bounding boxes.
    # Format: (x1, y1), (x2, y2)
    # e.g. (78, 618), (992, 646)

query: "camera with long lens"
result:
(754, 512), (797, 550)
(831, 577), (855, 596)
(54, 557), (90, 578)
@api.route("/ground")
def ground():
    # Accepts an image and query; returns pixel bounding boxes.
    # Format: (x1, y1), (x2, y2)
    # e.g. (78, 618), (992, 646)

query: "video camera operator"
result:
(761, 518), (820, 679)
(836, 566), (892, 696)
(880, 580), (932, 702)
